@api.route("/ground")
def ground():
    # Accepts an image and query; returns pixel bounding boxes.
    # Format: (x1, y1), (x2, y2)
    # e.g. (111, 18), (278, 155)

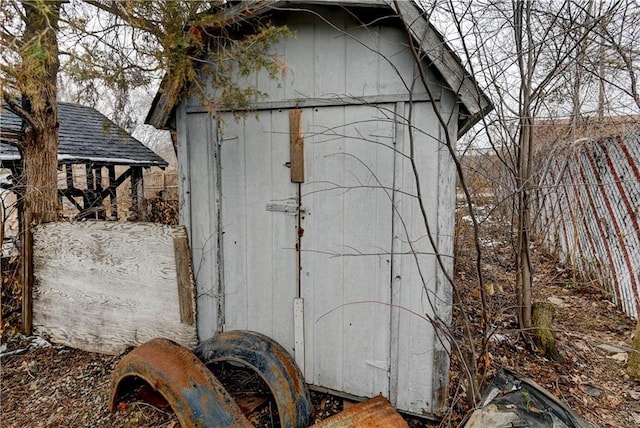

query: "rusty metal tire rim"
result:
(194, 330), (312, 428)
(109, 338), (251, 428)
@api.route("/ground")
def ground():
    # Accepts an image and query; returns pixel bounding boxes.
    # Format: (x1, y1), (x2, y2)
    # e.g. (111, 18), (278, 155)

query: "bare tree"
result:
(431, 0), (630, 336)
(595, 1), (640, 110)
(2, 0), (63, 334)
(2, 1), (62, 225)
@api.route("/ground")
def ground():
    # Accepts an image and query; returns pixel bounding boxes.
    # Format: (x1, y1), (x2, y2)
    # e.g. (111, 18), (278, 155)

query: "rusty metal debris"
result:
(110, 332), (408, 427)
(194, 330), (312, 428)
(311, 395), (408, 428)
(109, 337), (251, 428)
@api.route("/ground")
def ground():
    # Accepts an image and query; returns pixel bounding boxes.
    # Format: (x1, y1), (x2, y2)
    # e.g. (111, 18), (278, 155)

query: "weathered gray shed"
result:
(147, 0), (491, 417)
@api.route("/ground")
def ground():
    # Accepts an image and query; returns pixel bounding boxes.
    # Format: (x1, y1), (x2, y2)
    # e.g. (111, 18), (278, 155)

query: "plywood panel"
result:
(220, 110), (298, 353)
(32, 222), (197, 355)
(301, 104), (395, 398)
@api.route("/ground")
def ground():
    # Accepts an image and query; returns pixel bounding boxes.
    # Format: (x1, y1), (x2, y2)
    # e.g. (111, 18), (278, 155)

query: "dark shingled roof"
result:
(1, 102), (168, 168)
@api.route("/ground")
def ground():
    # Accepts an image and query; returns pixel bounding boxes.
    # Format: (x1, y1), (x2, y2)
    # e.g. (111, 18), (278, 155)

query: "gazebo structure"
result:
(1, 102), (168, 223)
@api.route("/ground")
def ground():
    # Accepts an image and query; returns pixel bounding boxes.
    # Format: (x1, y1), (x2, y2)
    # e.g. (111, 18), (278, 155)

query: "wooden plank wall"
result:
(536, 134), (640, 319)
(391, 101), (445, 416)
(32, 221), (197, 355)
(178, 109), (220, 341)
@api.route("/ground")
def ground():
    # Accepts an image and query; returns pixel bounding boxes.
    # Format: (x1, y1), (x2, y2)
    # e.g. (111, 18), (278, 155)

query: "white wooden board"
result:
(391, 100), (454, 415)
(32, 221), (197, 355)
(182, 110), (220, 341)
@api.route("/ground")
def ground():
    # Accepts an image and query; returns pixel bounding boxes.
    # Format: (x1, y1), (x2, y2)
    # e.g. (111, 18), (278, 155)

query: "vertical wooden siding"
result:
(300, 104), (395, 399)
(536, 134), (640, 319)
(184, 6), (441, 112)
(178, 109), (220, 341)
(390, 100), (455, 415)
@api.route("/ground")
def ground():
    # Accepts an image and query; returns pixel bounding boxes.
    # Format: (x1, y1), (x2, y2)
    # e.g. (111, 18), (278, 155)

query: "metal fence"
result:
(535, 133), (640, 319)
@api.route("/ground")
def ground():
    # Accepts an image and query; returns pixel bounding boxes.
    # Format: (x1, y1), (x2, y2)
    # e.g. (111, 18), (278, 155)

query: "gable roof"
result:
(146, 0), (492, 136)
(1, 102), (168, 168)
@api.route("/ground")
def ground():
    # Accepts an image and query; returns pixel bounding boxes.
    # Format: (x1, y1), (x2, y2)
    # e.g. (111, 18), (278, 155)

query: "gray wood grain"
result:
(32, 221), (197, 355)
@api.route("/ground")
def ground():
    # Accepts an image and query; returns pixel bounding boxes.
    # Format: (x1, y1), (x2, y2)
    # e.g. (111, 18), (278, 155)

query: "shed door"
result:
(219, 109), (299, 352)
(218, 105), (395, 399)
(300, 105), (395, 398)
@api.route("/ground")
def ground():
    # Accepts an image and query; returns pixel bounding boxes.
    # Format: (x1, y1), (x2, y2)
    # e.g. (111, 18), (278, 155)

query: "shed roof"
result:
(1, 102), (168, 168)
(146, 0), (492, 136)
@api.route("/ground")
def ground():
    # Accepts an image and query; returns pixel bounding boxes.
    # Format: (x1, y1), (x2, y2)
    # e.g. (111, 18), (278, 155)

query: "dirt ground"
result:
(2, 237), (640, 427)
(443, 232), (640, 427)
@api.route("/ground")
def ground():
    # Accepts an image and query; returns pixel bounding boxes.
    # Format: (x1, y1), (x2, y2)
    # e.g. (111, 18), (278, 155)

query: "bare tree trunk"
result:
(20, 118), (59, 225)
(515, 117), (533, 331)
(15, 0), (62, 334)
(17, 0), (61, 225)
(514, 0), (534, 332)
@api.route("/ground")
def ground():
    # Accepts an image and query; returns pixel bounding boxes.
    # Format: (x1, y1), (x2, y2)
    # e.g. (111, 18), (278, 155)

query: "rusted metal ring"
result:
(194, 330), (312, 428)
(109, 338), (251, 428)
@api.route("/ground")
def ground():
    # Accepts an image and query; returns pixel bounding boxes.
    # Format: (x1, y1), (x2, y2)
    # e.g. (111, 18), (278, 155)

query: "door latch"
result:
(266, 203), (298, 213)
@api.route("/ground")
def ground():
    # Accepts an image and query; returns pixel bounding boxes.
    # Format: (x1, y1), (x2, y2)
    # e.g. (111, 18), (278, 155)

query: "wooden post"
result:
(163, 170), (167, 197)
(173, 233), (195, 325)
(86, 164), (94, 191)
(65, 164), (73, 188)
(108, 165), (118, 220)
(95, 167), (103, 193)
(21, 213), (33, 335)
(289, 109), (305, 183)
(12, 161), (31, 334)
(85, 164), (94, 214)
(130, 167), (145, 221)
(94, 167), (105, 220)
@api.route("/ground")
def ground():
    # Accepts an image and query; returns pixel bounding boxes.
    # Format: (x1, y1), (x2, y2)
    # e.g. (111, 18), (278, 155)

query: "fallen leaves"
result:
(451, 222), (637, 428)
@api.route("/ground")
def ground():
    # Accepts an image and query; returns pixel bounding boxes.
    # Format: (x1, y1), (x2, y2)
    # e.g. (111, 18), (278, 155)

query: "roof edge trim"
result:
(146, 0), (492, 135)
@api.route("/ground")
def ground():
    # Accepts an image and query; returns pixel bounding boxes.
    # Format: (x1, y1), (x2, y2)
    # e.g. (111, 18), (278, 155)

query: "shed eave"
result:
(390, 0), (492, 136)
(145, 80), (176, 130)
